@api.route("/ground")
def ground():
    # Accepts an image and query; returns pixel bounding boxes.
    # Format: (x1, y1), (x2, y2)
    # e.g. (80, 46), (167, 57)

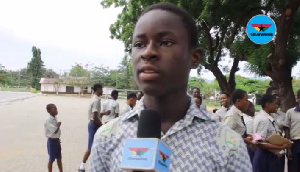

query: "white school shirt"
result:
(88, 95), (101, 121)
(44, 114), (61, 138)
(253, 110), (279, 140)
(284, 106), (300, 140)
(224, 105), (246, 136)
(102, 98), (119, 124)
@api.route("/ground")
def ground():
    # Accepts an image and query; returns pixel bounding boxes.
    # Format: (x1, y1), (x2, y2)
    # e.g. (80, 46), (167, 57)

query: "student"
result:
(120, 92), (137, 116)
(90, 2), (252, 171)
(267, 86), (286, 171)
(78, 84), (110, 172)
(284, 89), (300, 172)
(192, 87), (207, 112)
(101, 90), (119, 124)
(215, 92), (230, 122)
(193, 95), (202, 109)
(253, 94), (292, 172)
(44, 104), (63, 172)
(136, 91), (143, 101)
(242, 100), (256, 164)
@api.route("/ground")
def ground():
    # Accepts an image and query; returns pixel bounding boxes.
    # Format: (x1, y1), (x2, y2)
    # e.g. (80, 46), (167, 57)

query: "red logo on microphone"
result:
(129, 147), (149, 156)
(159, 150), (169, 162)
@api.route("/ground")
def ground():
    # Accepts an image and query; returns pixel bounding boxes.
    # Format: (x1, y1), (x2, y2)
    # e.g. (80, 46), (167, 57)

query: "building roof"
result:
(39, 77), (90, 84)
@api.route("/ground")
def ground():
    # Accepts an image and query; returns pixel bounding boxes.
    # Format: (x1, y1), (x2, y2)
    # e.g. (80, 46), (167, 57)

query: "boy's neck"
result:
(50, 114), (56, 117)
(143, 90), (190, 123)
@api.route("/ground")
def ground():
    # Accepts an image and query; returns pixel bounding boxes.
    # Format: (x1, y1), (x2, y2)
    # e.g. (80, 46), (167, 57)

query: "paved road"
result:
(0, 91), (36, 104)
(0, 95), (127, 172)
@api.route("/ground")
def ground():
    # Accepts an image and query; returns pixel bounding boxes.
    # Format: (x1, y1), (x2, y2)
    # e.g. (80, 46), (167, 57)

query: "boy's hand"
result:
(286, 148), (293, 160)
(58, 122), (61, 127)
(281, 142), (293, 149)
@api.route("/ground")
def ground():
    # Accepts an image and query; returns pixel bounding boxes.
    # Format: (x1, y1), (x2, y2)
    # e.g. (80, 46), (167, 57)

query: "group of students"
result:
(43, 2), (300, 171)
(44, 84), (144, 172)
(192, 87), (299, 172)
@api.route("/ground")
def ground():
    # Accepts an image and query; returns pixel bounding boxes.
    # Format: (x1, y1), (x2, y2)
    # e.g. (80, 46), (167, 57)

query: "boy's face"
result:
(128, 98), (137, 107)
(49, 105), (58, 116)
(193, 98), (202, 108)
(220, 94), (229, 107)
(131, 10), (200, 96)
(192, 89), (200, 97)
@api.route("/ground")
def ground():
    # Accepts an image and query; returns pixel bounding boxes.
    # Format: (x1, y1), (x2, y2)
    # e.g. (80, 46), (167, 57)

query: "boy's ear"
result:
(191, 48), (203, 69)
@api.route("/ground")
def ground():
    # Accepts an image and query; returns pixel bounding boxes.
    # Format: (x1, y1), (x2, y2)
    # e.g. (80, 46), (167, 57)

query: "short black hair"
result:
(266, 87), (278, 95)
(46, 103), (55, 112)
(261, 94), (276, 108)
(127, 92), (137, 99)
(111, 90), (119, 97)
(192, 87), (200, 91)
(92, 83), (102, 91)
(231, 89), (247, 104)
(140, 2), (198, 48)
(221, 92), (230, 98)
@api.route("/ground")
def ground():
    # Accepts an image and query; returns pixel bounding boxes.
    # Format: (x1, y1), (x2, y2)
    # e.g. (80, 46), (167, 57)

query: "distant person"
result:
(266, 86), (286, 171)
(193, 95), (202, 109)
(242, 100), (256, 164)
(192, 87), (207, 112)
(253, 94), (292, 172)
(78, 84), (110, 172)
(214, 92), (230, 122)
(101, 90), (119, 124)
(136, 91), (144, 101)
(284, 89), (300, 172)
(44, 103), (63, 172)
(120, 92), (137, 116)
(224, 89), (253, 144)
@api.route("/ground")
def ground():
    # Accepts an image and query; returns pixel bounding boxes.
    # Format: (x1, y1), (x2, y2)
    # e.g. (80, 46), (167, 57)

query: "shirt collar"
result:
(92, 95), (101, 100)
(260, 110), (275, 122)
(49, 114), (56, 120)
(231, 105), (243, 116)
(295, 104), (300, 112)
(122, 97), (213, 122)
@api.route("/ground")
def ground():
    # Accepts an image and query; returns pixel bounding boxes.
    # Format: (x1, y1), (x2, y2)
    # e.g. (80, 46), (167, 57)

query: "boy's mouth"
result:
(138, 65), (160, 81)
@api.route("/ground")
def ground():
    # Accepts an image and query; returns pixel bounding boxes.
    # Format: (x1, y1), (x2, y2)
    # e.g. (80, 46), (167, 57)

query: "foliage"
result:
(69, 63), (90, 77)
(27, 46), (44, 90)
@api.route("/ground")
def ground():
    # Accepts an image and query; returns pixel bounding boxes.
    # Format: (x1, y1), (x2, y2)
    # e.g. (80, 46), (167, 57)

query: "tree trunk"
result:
(266, 1), (300, 112)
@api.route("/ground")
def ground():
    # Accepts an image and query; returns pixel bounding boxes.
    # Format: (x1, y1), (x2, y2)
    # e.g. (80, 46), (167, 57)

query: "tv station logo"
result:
(246, 15), (276, 44)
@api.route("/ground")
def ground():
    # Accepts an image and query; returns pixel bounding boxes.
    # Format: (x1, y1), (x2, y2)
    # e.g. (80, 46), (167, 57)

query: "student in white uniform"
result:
(267, 86), (286, 171)
(120, 92), (137, 116)
(215, 92), (230, 122)
(78, 84), (110, 172)
(101, 90), (119, 124)
(253, 94), (292, 172)
(192, 87), (207, 112)
(224, 89), (255, 161)
(284, 89), (300, 172)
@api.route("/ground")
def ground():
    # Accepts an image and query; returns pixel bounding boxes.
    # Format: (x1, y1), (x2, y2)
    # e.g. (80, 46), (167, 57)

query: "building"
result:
(39, 77), (92, 94)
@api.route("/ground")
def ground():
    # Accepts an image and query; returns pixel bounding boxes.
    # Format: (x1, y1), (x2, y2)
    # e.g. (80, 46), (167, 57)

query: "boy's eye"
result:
(160, 40), (175, 47)
(133, 42), (146, 48)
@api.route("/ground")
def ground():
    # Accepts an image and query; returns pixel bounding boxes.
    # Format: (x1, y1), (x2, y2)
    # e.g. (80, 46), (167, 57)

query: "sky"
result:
(1, 0), (300, 80)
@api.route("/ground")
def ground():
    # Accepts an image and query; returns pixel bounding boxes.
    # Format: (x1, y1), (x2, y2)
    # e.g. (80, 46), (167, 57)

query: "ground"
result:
(0, 92), (127, 172)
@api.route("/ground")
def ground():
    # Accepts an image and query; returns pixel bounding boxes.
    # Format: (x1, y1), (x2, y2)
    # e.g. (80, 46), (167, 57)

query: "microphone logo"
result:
(129, 147), (149, 156)
(159, 150), (169, 162)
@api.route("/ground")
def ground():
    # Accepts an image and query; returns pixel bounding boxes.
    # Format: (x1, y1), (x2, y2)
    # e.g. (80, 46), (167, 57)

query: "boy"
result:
(193, 95), (202, 109)
(120, 92), (137, 116)
(192, 87), (207, 112)
(214, 92), (231, 122)
(78, 84), (110, 172)
(101, 90), (119, 124)
(44, 103), (63, 172)
(90, 2), (252, 171)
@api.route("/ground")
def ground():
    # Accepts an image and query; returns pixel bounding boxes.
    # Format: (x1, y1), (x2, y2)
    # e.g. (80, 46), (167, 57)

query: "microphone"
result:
(120, 109), (172, 172)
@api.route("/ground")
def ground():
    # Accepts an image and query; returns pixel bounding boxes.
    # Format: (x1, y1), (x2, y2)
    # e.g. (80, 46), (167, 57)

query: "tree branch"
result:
(201, 21), (214, 62)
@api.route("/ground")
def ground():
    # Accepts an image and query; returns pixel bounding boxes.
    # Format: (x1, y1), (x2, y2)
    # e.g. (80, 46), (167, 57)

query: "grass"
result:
(1, 87), (30, 92)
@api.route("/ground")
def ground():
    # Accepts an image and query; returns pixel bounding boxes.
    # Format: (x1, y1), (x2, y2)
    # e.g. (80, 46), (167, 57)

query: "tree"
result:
(232, 0), (300, 111)
(69, 63), (90, 77)
(27, 46), (44, 90)
(100, 0), (265, 94)
(0, 64), (6, 85)
(43, 68), (59, 78)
